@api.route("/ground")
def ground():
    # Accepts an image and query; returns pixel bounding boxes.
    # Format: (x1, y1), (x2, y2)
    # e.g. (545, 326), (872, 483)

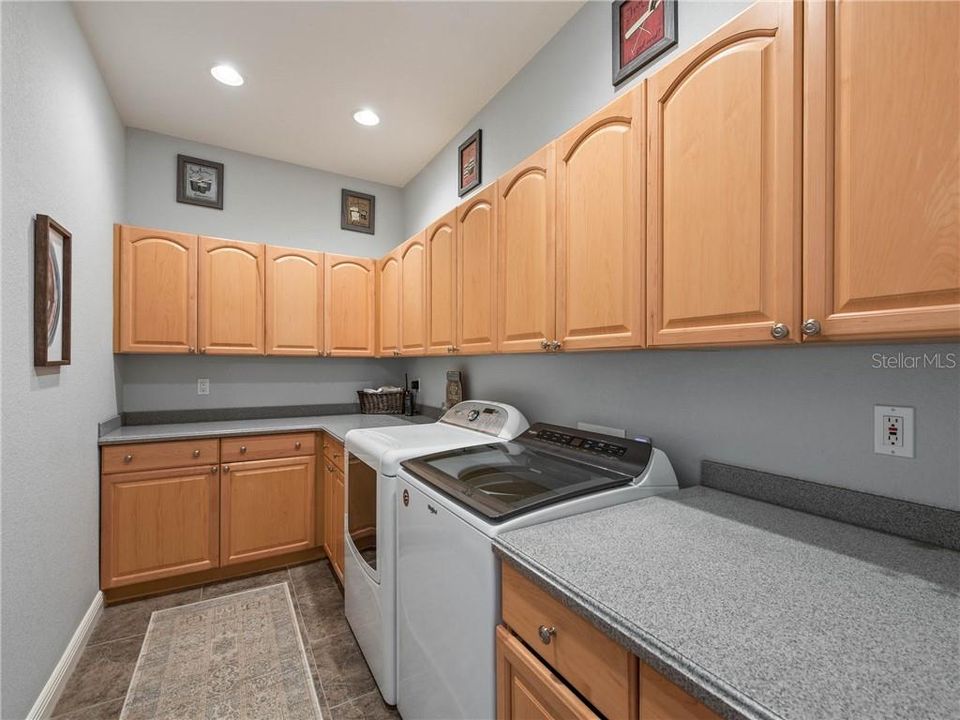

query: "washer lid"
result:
(401, 441), (636, 523)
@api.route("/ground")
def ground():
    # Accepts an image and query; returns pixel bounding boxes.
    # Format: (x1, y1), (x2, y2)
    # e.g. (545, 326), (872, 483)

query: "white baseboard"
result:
(26, 591), (104, 720)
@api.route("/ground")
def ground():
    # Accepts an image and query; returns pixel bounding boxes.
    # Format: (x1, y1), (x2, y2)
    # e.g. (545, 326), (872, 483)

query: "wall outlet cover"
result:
(874, 405), (914, 458)
(197, 378), (210, 396)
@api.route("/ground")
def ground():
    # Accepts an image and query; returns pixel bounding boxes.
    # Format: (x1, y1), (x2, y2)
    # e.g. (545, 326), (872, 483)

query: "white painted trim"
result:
(26, 591), (104, 720)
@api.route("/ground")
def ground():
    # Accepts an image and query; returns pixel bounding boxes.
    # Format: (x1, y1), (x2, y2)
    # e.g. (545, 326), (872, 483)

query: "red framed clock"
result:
(613, 0), (678, 86)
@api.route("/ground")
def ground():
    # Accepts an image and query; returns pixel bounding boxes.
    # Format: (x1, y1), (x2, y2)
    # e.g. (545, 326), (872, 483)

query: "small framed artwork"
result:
(613, 0), (678, 86)
(457, 129), (482, 197)
(34, 215), (71, 367)
(341, 189), (376, 234)
(177, 154), (224, 209)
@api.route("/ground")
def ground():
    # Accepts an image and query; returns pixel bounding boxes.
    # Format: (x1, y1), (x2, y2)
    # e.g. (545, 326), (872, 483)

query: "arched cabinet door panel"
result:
(557, 86), (645, 351)
(401, 233), (428, 355)
(324, 253), (376, 357)
(116, 225), (198, 353)
(265, 246), (323, 356)
(497, 144), (557, 354)
(803, 0), (960, 340)
(199, 236), (265, 355)
(457, 185), (498, 355)
(646, 1), (802, 347)
(377, 250), (401, 357)
(426, 213), (457, 355)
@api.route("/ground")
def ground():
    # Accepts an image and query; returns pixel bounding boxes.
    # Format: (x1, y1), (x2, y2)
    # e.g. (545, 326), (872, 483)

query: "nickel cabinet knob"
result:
(537, 625), (557, 645)
(223, 465), (230, 473)
(801, 318), (822, 337)
(295, 441), (302, 449)
(770, 322), (790, 340)
(187, 346), (195, 354)
(211, 465), (218, 474)
(551, 340), (562, 351)
(240, 445), (247, 454)
(123, 454), (133, 463)
(192, 449), (201, 458)
(540, 340), (550, 350)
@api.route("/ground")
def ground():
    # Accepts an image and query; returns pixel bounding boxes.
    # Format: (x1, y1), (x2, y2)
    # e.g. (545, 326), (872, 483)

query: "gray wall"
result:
(398, 0), (960, 510)
(402, 0), (751, 235)
(120, 128), (408, 409)
(126, 127), (404, 256)
(1, 2), (125, 716)
(120, 355), (405, 412)
(400, 345), (960, 510)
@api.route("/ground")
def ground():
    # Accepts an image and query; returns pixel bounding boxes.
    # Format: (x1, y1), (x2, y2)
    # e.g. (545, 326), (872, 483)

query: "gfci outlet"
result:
(197, 378), (210, 396)
(874, 405), (914, 458)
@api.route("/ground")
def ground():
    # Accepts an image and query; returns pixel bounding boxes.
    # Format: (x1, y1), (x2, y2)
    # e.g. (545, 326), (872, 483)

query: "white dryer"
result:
(343, 401), (528, 705)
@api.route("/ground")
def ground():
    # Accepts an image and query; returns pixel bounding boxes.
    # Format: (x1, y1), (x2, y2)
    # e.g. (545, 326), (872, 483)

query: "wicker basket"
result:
(357, 389), (406, 415)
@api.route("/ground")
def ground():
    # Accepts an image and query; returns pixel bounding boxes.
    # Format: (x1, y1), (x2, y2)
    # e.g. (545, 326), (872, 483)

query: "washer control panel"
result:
(440, 401), (529, 439)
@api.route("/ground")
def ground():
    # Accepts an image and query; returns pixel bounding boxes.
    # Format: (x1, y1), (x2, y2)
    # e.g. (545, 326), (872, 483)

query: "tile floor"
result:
(51, 560), (399, 720)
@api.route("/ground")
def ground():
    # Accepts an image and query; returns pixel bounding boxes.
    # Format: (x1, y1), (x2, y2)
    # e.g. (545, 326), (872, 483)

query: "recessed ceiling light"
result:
(210, 64), (244, 87)
(353, 109), (380, 127)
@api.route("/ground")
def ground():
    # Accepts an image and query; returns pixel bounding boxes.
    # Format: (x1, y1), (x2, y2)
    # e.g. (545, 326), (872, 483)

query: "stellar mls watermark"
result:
(871, 352), (957, 369)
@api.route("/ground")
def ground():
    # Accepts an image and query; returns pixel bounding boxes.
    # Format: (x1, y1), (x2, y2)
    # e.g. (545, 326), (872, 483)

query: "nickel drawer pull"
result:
(295, 441), (302, 449)
(193, 449), (201, 458)
(123, 454), (133, 463)
(240, 445), (247, 454)
(538, 625), (557, 645)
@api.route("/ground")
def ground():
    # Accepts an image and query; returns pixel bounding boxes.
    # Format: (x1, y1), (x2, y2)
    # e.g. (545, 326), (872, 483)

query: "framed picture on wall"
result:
(34, 214), (72, 367)
(177, 154), (224, 209)
(341, 189), (376, 234)
(457, 129), (482, 197)
(612, 0), (678, 86)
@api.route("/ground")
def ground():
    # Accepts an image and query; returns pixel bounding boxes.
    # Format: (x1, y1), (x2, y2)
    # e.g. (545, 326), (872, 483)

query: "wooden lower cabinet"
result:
(101, 465), (220, 588)
(322, 433), (346, 582)
(496, 626), (599, 720)
(640, 664), (721, 720)
(220, 455), (316, 565)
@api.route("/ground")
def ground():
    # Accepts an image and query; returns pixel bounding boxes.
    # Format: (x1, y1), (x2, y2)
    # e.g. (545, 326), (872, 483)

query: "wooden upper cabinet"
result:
(400, 232), (428, 355)
(265, 246), (323, 356)
(426, 211), (458, 355)
(116, 225), (198, 353)
(198, 236), (265, 355)
(497, 144), (557, 353)
(377, 250), (401, 357)
(324, 253), (376, 356)
(557, 87), (645, 351)
(457, 185), (498, 354)
(803, 0), (960, 341)
(647, 1), (802, 347)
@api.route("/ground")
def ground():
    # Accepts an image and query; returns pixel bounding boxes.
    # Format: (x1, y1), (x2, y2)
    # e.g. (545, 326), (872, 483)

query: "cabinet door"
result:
(426, 212), (458, 355)
(199, 236), (265, 355)
(400, 232), (428, 355)
(377, 250), (401, 357)
(557, 87), (645, 351)
(265, 246), (323, 356)
(322, 455), (337, 561)
(647, 1), (801, 346)
(101, 466), (219, 588)
(804, 0), (960, 340)
(332, 466), (345, 582)
(457, 185), (499, 354)
(324, 253), (376, 357)
(496, 627), (599, 720)
(497, 145), (557, 353)
(220, 456), (316, 566)
(116, 225), (197, 353)
(640, 663), (721, 720)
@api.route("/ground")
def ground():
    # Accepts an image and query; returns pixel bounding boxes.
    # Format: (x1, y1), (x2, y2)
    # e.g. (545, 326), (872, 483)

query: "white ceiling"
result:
(74, 1), (583, 187)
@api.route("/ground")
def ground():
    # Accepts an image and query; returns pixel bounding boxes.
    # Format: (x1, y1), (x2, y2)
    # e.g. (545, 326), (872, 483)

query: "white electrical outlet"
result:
(874, 405), (914, 458)
(197, 378), (210, 396)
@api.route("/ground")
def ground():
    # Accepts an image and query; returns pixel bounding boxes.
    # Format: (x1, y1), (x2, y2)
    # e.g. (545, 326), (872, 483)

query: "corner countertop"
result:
(495, 487), (960, 720)
(98, 413), (434, 445)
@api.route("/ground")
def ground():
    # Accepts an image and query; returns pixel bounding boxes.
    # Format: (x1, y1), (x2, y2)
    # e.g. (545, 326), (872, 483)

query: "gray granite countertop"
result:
(495, 487), (960, 720)
(98, 413), (433, 445)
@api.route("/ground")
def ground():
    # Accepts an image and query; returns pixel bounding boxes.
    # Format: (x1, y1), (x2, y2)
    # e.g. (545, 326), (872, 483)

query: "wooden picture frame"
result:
(177, 154), (224, 209)
(341, 189), (376, 234)
(34, 214), (72, 367)
(458, 129), (482, 197)
(612, 0), (678, 86)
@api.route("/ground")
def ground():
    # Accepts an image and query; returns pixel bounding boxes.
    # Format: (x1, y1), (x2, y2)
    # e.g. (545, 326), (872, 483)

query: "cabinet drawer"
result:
(322, 433), (345, 470)
(102, 439), (219, 474)
(221, 433), (316, 463)
(501, 562), (637, 720)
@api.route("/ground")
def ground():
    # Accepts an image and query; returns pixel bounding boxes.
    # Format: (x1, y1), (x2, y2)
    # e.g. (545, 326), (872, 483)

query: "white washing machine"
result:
(396, 423), (678, 720)
(343, 401), (528, 705)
